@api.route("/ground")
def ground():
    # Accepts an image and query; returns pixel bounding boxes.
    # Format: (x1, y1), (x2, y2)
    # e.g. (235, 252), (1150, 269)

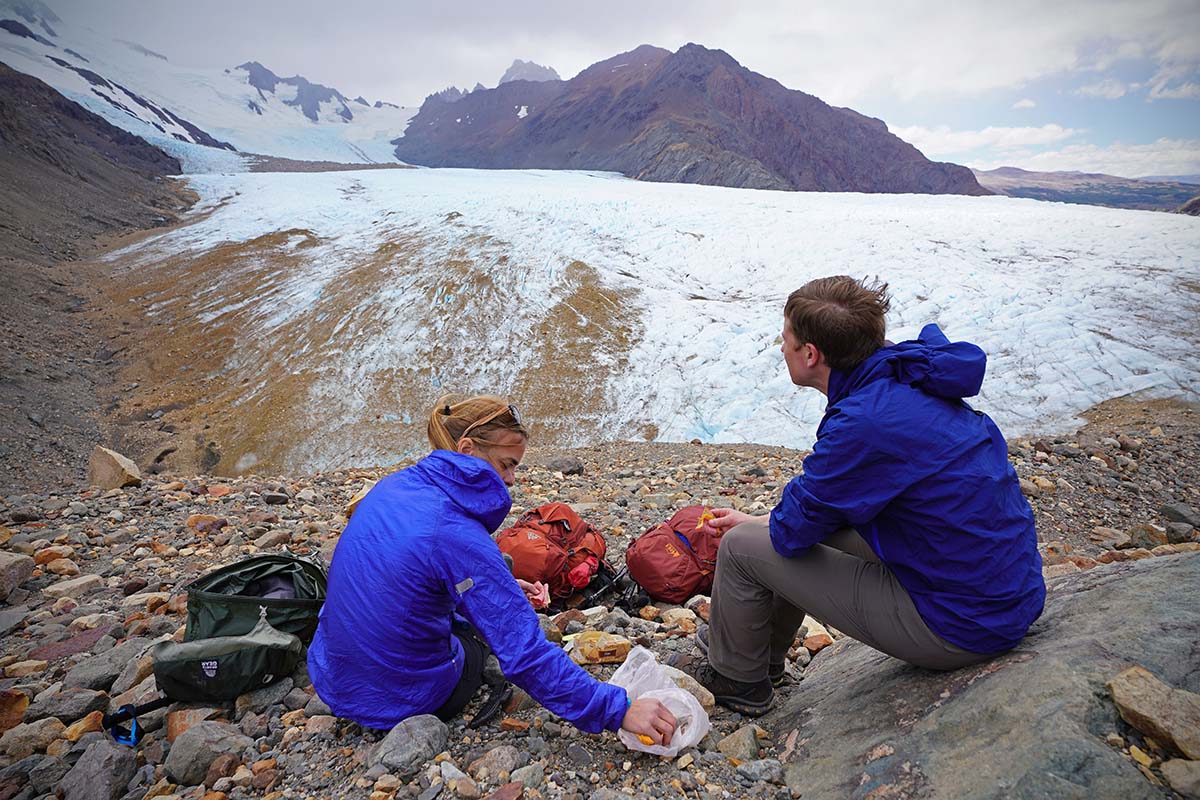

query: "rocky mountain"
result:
(1180, 195), (1200, 215)
(499, 58), (560, 84)
(235, 61), (354, 123)
(0, 5), (415, 164)
(973, 166), (1198, 211)
(0, 61), (191, 491)
(393, 44), (988, 195)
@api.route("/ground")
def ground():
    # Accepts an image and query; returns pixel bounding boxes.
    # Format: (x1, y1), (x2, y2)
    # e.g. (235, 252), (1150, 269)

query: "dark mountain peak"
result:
(236, 61), (280, 94)
(574, 44), (670, 82)
(234, 61), (351, 122)
(394, 43), (987, 197)
(499, 59), (561, 85)
(374, 99), (400, 109)
(0, 0), (58, 37)
(0, 16), (51, 45)
(353, 95), (368, 106)
(472, 82), (486, 93)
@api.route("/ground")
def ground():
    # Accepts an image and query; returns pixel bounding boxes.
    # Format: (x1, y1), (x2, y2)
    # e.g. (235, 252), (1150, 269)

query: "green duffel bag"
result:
(183, 552), (327, 644)
(153, 611), (303, 702)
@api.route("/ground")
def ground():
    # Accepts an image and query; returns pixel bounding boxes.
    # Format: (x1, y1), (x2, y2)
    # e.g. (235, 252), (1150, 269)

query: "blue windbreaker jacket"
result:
(769, 323), (1045, 654)
(307, 450), (629, 731)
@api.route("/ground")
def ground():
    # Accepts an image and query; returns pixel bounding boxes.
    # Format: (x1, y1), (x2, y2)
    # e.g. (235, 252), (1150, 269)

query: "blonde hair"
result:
(427, 394), (528, 451)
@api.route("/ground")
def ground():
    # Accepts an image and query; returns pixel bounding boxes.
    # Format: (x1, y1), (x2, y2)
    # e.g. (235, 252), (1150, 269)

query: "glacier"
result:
(103, 168), (1200, 473)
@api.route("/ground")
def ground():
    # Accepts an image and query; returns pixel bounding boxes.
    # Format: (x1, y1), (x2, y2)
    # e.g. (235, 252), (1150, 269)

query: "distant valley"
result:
(973, 167), (1200, 213)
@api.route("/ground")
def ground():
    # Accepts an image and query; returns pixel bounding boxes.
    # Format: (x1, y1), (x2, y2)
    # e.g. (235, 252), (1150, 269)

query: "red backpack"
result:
(625, 506), (722, 603)
(495, 503), (607, 599)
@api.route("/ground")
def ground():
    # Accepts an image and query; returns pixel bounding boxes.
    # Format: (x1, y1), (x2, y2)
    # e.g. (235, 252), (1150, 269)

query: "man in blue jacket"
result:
(692, 276), (1045, 716)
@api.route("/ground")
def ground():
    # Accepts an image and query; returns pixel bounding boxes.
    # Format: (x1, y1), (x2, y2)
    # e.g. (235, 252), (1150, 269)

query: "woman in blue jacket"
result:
(308, 394), (677, 742)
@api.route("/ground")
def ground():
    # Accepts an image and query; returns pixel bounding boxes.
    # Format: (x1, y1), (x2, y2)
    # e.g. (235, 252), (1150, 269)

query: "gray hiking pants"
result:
(708, 522), (988, 682)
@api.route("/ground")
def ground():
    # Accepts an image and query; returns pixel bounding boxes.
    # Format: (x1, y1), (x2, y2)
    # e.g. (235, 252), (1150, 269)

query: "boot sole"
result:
(712, 691), (774, 717)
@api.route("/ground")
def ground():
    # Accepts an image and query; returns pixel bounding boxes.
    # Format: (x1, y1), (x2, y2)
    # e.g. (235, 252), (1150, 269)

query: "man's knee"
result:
(719, 521), (772, 563)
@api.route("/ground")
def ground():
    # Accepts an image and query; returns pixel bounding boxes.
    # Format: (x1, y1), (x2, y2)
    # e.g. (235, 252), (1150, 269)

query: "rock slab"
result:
(764, 553), (1200, 799)
(0, 552), (34, 600)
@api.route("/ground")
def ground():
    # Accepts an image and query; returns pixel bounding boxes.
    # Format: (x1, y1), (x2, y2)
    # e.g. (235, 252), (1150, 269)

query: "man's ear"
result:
(806, 343), (825, 368)
(456, 437), (475, 456)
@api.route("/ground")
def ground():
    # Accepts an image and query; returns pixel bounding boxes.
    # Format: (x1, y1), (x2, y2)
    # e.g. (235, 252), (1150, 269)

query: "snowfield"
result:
(110, 168), (1200, 472)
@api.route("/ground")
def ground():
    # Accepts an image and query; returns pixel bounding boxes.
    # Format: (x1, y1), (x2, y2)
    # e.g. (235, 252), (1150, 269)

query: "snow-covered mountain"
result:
(102, 168), (1200, 475)
(0, 0), (417, 167)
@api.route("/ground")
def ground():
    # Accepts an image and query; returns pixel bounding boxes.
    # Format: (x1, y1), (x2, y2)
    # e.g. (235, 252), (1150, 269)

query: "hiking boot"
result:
(695, 624), (790, 689)
(688, 658), (774, 717)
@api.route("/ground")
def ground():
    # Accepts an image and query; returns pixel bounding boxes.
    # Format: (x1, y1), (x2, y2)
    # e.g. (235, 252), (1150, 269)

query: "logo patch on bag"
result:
(455, 577), (475, 595)
(201, 659), (218, 678)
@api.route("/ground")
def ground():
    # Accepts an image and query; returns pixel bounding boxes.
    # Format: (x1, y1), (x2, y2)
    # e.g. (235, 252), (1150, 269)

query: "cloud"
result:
(1075, 78), (1128, 99)
(1012, 98), (1037, 109)
(892, 124), (1082, 157)
(1149, 81), (1200, 99)
(969, 138), (1200, 177)
(51, 0), (1200, 107)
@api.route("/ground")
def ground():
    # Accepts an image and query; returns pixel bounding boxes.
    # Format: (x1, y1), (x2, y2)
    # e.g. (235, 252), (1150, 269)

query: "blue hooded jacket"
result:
(769, 323), (1045, 654)
(307, 450), (629, 731)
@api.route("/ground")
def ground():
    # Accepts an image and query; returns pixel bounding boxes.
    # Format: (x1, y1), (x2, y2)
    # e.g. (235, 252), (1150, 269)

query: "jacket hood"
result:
(414, 449), (513, 532)
(826, 323), (986, 410)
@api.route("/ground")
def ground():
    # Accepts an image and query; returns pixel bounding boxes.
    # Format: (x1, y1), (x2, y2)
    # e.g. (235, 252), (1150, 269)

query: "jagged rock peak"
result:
(498, 58), (560, 84)
(427, 86), (465, 103)
(233, 61), (353, 123)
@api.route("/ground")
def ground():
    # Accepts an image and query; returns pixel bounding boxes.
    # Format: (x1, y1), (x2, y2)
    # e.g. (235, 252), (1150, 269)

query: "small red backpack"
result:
(625, 506), (723, 603)
(495, 503), (607, 599)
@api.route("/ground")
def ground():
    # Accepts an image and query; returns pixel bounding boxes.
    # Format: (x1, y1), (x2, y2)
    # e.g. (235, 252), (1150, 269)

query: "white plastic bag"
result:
(608, 646), (710, 756)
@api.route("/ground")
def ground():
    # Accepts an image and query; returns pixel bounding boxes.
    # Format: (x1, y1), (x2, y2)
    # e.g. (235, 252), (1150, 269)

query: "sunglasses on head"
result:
(460, 403), (521, 437)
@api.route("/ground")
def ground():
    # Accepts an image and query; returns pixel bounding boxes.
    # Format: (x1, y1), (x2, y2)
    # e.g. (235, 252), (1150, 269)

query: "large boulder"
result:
(86, 445), (141, 489)
(764, 552), (1200, 799)
(60, 738), (137, 800)
(61, 637), (150, 692)
(164, 720), (252, 786)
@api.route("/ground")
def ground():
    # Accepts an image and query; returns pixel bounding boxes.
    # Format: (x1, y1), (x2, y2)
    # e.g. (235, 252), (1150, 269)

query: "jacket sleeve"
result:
(770, 415), (921, 557)
(434, 530), (629, 733)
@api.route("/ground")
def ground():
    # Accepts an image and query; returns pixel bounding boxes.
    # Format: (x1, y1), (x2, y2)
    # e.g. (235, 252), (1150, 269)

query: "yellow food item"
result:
(637, 734), (655, 746)
(695, 511), (715, 530)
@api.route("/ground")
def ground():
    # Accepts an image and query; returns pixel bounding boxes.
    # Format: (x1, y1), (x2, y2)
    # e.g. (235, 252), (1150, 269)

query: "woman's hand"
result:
(700, 508), (768, 534)
(515, 578), (550, 610)
(621, 697), (678, 746)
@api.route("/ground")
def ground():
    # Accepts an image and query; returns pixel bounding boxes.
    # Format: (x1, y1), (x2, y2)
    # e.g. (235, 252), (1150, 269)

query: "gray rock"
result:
(511, 762), (545, 788)
(717, 724), (762, 762)
(282, 686), (310, 711)
(737, 758), (784, 783)
(0, 605), (27, 637)
(1163, 502), (1200, 529)
(61, 637), (150, 691)
(545, 456), (585, 475)
(303, 694), (332, 717)
(565, 743), (591, 766)
(23, 687), (108, 724)
(764, 553), (1200, 800)
(1166, 522), (1195, 544)
(234, 677), (293, 718)
(468, 743), (525, 779)
(367, 714), (447, 778)
(164, 720), (253, 786)
(27, 755), (68, 793)
(0, 552), (35, 600)
(0, 717), (65, 758)
(61, 739), (136, 800)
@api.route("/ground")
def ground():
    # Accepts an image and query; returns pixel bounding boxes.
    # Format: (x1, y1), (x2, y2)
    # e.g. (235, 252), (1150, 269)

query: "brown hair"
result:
(427, 394), (528, 451)
(784, 276), (891, 371)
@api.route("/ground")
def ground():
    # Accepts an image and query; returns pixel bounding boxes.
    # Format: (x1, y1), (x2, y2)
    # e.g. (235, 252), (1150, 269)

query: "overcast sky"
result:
(52, 0), (1200, 176)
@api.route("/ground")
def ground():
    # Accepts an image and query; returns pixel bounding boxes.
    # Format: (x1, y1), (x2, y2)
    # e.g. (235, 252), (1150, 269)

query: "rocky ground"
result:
(0, 396), (1196, 800)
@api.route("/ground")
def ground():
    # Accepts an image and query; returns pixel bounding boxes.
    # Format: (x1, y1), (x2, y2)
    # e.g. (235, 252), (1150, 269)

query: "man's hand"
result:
(621, 697), (678, 746)
(700, 508), (769, 534)
(515, 578), (550, 610)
